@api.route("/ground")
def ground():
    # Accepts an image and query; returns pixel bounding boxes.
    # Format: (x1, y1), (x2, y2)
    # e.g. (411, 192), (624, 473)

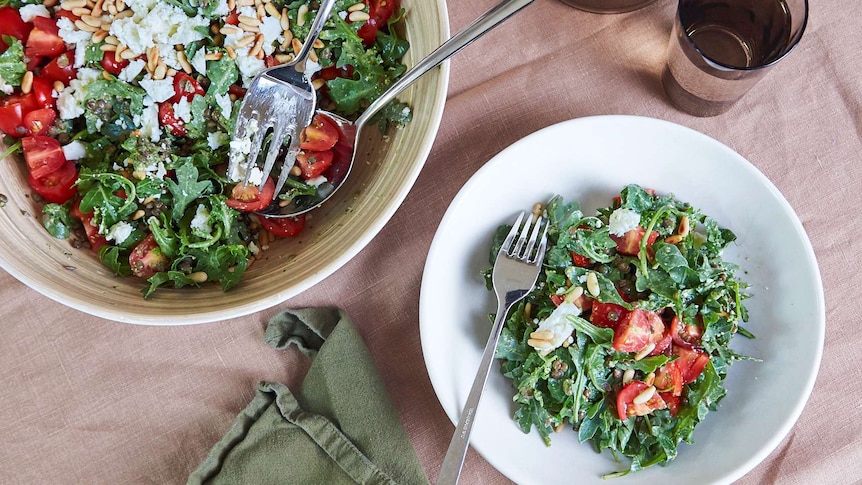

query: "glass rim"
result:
(677, 0), (810, 73)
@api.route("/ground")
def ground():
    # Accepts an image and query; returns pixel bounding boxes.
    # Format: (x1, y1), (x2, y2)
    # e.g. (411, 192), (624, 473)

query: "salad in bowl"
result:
(0, 0), (410, 297)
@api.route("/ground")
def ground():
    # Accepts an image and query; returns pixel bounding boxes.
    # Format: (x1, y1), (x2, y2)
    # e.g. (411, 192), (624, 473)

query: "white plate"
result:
(419, 115), (824, 484)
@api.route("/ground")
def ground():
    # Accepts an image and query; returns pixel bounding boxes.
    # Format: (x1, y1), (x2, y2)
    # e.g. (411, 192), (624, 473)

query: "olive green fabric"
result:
(188, 308), (429, 485)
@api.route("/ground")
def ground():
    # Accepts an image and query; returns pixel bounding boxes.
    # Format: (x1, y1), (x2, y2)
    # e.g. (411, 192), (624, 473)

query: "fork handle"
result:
(436, 294), (525, 485)
(355, 0), (536, 128)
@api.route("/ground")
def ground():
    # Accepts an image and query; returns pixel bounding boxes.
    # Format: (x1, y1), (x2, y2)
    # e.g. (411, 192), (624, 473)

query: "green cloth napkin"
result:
(188, 308), (429, 485)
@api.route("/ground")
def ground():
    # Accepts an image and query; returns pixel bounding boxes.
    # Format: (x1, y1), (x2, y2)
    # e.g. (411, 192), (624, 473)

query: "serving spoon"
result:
(259, 0), (536, 217)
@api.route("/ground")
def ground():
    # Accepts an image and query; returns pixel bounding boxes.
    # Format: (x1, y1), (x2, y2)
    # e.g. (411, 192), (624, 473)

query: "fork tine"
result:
(272, 128), (303, 196)
(521, 215), (544, 261)
(501, 211), (525, 255)
(260, 123), (289, 187)
(511, 212), (534, 257)
(241, 121), (270, 186)
(529, 218), (549, 265)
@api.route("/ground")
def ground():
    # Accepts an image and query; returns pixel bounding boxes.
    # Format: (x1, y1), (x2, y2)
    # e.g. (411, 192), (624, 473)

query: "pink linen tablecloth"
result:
(1, 0), (860, 483)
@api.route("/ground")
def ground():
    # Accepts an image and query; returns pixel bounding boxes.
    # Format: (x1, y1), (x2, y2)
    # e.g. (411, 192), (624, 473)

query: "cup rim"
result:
(678, 0), (809, 72)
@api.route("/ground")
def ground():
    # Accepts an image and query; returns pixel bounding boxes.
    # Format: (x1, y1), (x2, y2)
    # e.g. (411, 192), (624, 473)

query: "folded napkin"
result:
(188, 308), (429, 485)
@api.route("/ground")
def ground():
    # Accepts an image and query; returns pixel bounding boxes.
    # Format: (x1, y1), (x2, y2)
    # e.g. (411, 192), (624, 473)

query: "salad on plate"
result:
(485, 184), (755, 477)
(0, 0), (410, 296)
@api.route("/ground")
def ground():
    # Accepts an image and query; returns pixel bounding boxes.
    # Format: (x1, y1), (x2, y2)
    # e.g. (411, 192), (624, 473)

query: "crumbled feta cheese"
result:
(19, 4), (50, 22)
(57, 16), (92, 45)
(207, 131), (229, 150)
(259, 16), (283, 56)
(173, 97), (192, 123)
(110, 2), (207, 56)
(306, 175), (328, 187)
(137, 97), (162, 142)
(139, 75), (176, 103)
(55, 68), (101, 120)
(529, 302), (581, 356)
(0, 78), (13, 95)
(305, 59), (322, 79)
(105, 221), (135, 244)
(190, 204), (212, 235)
(228, 118), (257, 171)
(213, 92), (232, 120)
(74, 39), (90, 68)
(235, 52), (265, 85)
(62, 141), (87, 161)
(211, 0), (229, 16)
(118, 59), (146, 82)
(190, 47), (207, 75)
(609, 208), (641, 237)
(139, 160), (168, 180)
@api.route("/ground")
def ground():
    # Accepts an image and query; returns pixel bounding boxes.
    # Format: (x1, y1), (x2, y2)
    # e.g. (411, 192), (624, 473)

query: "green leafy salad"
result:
(0, 0), (410, 297)
(485, 184), (755, 477)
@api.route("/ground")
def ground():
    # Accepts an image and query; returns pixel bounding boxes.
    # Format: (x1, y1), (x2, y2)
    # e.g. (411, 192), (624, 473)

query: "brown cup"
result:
(662, 0), (808, 117)
(558, 0), (659, 14)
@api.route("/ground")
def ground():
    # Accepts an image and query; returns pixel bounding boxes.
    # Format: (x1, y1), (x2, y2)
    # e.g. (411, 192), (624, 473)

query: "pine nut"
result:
(633, 386), (656, 405)
(248, 34), (264, 57)
(53, 80), (65, 92)
(634, 342), (655, 361)
(255, 49), (263, 59)
(256, 3), (265, 19)
(311, 78), (325, 90)
(678, 215), (690, 237)
(622, 368), (635, 384)
(166, 68), (177, 77)
(275, 53), (293, 63)
(61, 0), (87, 10)
(91, 29), (109, 43)
(43, 0), (59, 7)
(238, 22), (259, 33)
(74, 19), (99, 33)
(665, 234), (682, 244)
(235, 34), (255, 47)
(297, 4), (308, 25)
(280, 8), (289, 29)
(80, 14), (101, 27)
(238, 14), (259, 26)
(645, 372), (655, 387)
(291, 37), (302, 55)
(564, 285), (584, 305)
(204, 52), (223, 61)
(106, 2), (117, 14)
(312, 39), (324, 49)
(348, 11), (370, 22)
(188, 271), (208, 283)
(104, 35), (119, 45)
(237, 0), (253, 5)
(264, 2), (280, 18)
(281, 29), (293, 45)
(227, 0), (235, 10)
(90, 0), (104, 16)
(132, 209), (146, 220)
(120, 48), (138, 60)
(113, 9), (132, 19)
(21, 71), (34, 94)
(530, 330), (554, 340)
(586, 272), (600, 297)
(347, 2), (365, 12)
(177, 51), (192, 73)
(220, 25), (240, 35)
(101, 69), (112, 80)
(308, 48), (317, 63)
(289, 165), (301, 177)
(153, 63), (167, 80)
(71, 6), (90, 16)
(225, 46), (237, 59)
(100, 43), (117, 51)
(115, 0), (124, 11)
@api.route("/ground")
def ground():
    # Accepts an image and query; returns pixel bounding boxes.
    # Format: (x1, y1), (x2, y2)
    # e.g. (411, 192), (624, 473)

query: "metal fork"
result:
(227, 0), (337, 191)
(436, 211), (549, 485)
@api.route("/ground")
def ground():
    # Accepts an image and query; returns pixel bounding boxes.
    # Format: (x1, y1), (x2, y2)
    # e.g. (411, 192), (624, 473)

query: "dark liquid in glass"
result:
(680, 0), (793, 68)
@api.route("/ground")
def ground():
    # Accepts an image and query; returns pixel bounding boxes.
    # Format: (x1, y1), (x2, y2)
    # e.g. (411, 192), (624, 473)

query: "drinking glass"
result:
(662, 0), (808, 116)
(558, 0), (659, 14)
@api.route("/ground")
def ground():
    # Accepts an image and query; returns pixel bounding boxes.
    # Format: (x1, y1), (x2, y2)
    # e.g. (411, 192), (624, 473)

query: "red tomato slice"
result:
(42, 50), (78, 84)
(654, 362), (684, 396)
(258, 214), (306, 238)
(355, 0), (399, 45)
(170, 72), (205, 103)
(0, 99), (27, 137)
(26, 17), (65, 58)
(650, 329), (673, 356)
(22, 135), (65, 179)
(71, 200), (108, 252)
(29, 159), (77, 204)
(0, 7), (29, 52)
(659, 392), (680, 417)
(23, 108), (56, 136)
(616, 381), (667, 421)
(611, 226), (658, 256)
(129, 234), (170, 278)
(612, 309), (665, 352)
(226, 177), (275, 212)
(300, 114), (339, 151)
(295, 150), (334, 179)
(100, 51), (130, 76)
(570, 251), (592, 267)
(673, 345), (710, 384)
(31, 76), (56, 110)
(670, 315), (703, 348)
(157, 103), (187, 136)
(590, 301), (629, 329)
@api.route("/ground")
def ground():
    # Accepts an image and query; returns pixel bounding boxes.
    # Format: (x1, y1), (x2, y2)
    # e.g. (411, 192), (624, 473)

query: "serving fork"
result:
(436, 210), (548, 485)
(227, 0), (337, 191)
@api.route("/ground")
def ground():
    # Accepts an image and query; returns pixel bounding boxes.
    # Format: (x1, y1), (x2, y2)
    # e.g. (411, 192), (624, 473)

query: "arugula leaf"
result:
(165, 161), (212, 223)
(0, 37), (26, 86)
(41, 203), (77, 239)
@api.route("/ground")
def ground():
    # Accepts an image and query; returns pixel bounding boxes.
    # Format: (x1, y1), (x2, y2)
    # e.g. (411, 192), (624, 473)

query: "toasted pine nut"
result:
(120, 48), (138, 60)
(297, 4), (309, 25)
(678, 215), (690, 237)
(347, 2), (365, 12)
(71, 6), (90, 16)
(153, 63), (167, 80)
(256, 3), (265, 18)
(90, 0), (104, 16)
(311, 78), (325, 90)
(665, 234), (682, 245)
(248, 34), (264, 57)
(633, 386), (656, 405)
(177, 51), (192, 73)
(74, 19), (99, 33)
(21, 71), (34, 94)
(348, 10), (370, 22)
(275, 53), (293, 64)
(622, 368), (635, 384)
(53, 80), (65, 92)
(235, 34), (255, 47)
(100, 43), (117, 52)
(220, 25), (240, 35)
(264, 2), (280, 18)
(308, 48), (317, 63)
(204, 52), (223, 61)
(530, 330), (554, 340)
(104, 35), (119, 45)
(225, 45), (237, 59)
(188, 271), (208, 283)
(91, 29), (109, 43)
(645, 372), (655, 387)
(44, 0), (59, 7)
(586, 272), (600, 297)
(227, 0), (235, 10)
(61, 0), (87, 10)
(238, 14), (259, 26)
(281, 29), (293, 45)
(80, 14), (101, 27)
(106, 2), (117, 14)
(291, 37), (302, 55)
(101, 69), (112, 80)
(280, 8), (290, 29)
(113, 9), (132, 19)
(132, 209), (146, 220)
(312, 39), (324, 49)
(634, 342), (655, 361)
(238, 22), (259, 33)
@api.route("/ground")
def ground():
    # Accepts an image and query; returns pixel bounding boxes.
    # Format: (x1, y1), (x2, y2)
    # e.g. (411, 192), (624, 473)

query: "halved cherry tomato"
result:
(355, 0), (399, 45)
(611, 226), (658, 256)
(25, 17), (65, 58)
(570, 251), (592, 267)
(590, 301), (628, 329)
(42, 50), (78, 84)
(612, 309), (665, 352)
(0, 7), (29, 53)
(650, 329), (673, 356)
(26, 54), (44, 71)
(659, 392), (681, 417)
(31, 76), (56, 110)
(299, 114), (339, 151)
(295, 150), (334, 179)
(316, 64), (355, 82)
(226, 177), (275, 212)
(258, 214), (306, 238)
(616, 381), (667, 420)
(157, 103), (186, 136)
(0, 95), (31, 137)
(170, 73), (205, 103)
(670, 315), (703, 348)
(673, 345), (710, 384)
(100, 51), (129, 76)
(29, 159), (77, 204)
(71, 201), (108, 253)
(550, 290), (592, 311)
(129, 234), (170, 279)
(654, 362), (684, 396)
(23, 108), (56, 136)
(22, 135), (65, 179)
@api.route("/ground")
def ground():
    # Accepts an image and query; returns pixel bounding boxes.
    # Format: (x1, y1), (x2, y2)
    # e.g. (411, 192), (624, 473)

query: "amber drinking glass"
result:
(662, 0), (808, 116)
(558, 0), (659, 14)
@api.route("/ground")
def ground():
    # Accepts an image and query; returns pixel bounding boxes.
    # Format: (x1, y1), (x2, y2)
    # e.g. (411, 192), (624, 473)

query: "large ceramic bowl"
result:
(0, 0), (449, 325)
